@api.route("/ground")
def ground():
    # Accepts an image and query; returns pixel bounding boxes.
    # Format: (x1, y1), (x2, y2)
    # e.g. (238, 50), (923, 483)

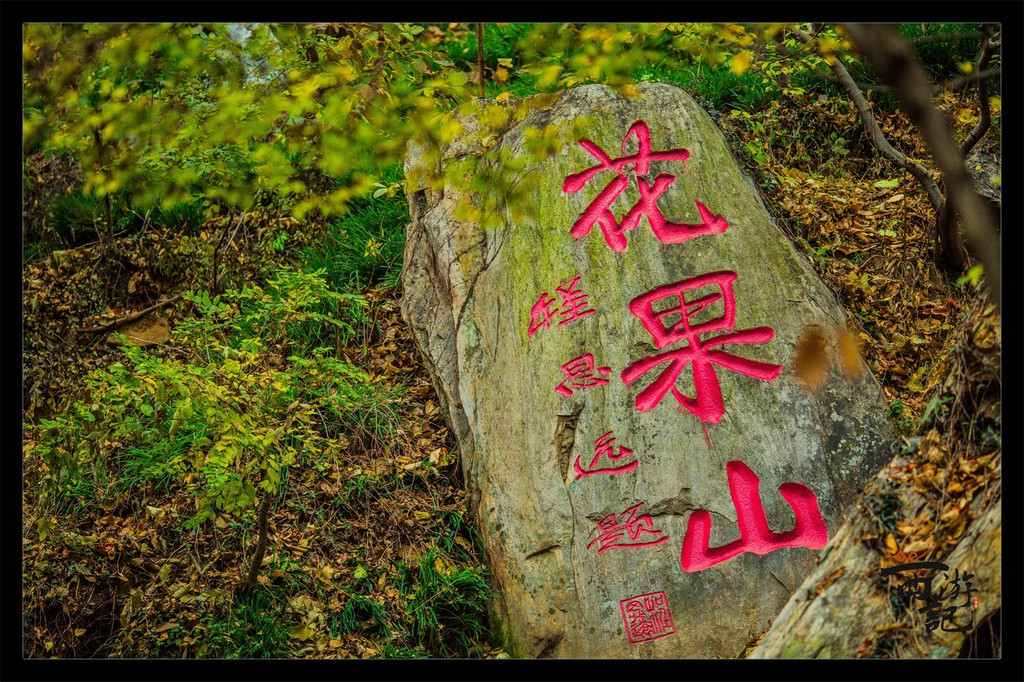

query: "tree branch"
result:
(800, 64), (1000, 95)
(843, 23), (1000, 310)
(959, 25), (996, 157)
(939, 67), (1000, 93)
(793, 26), (944, 213)
(76, 292), (184, 335)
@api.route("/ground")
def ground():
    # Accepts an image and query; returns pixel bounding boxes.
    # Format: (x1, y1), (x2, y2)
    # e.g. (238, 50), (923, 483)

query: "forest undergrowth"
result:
(22, 24), (999, 660)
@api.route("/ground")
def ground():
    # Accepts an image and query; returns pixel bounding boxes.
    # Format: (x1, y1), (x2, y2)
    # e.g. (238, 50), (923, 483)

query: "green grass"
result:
(434, 509), (486, 561)
(46, 189), (105, 242)
(149, 199), (206, 233)
(298, 165), (408, 291)
(287, 351), (410, 457)
(396, 549), (491, 657)
(197, 591), (293, 658)
(57, 470), (110, 516)
(308, 199), (408, 290)
(331, 594), (393, 638)
(116, 422), (208, 494)
(441, 22), (537, 72)
(901, 23), (985, 81)
(44, 189), (205, 251)
(640, 62), (776, 113)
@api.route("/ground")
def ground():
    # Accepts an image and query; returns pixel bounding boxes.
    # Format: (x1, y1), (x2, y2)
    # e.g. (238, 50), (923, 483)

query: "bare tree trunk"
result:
(477, 23), (486, 99)
(93, 129), (115, 246)
(773, 30), (792, 90)
(932, 25), (996, 274)
(239, 495), (273, 599)
(103, 195), (114, 245)
(843, 23), (1001, 310)
(753, 28), (766, 64)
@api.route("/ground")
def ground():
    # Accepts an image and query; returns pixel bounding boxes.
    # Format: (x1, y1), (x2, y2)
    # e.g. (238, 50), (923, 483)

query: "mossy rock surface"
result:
(401, 83), (894, 658)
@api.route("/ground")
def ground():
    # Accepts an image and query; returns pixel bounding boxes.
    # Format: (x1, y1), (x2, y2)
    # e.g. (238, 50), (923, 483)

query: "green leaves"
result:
(28, 266), (376, 529)
(955, 264), (984, 288)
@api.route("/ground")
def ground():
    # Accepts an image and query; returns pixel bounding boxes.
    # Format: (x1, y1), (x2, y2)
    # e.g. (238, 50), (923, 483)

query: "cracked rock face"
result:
(400, 84), (894, 658)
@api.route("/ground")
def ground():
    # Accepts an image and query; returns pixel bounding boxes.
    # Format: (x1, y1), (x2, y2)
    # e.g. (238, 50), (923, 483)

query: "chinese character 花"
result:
(563, 120), (729, 252)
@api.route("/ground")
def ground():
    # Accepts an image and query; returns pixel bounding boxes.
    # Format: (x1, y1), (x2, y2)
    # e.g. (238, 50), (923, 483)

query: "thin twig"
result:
(55, 225), (136, 252)
(477, 23), (486, 99)
(800, 65), (1000, 95)
(939, 67), (1000, 93)
(211, 213), (243, 295)
(225, 212), (246, 251)
(959, 25), (996, 157)
(75, 293), (184, 335)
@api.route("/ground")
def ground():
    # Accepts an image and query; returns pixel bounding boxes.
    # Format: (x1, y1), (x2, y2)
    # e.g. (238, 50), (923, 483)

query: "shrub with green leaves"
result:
(30, 268), (377, 531)
(23, 22), (478, 238)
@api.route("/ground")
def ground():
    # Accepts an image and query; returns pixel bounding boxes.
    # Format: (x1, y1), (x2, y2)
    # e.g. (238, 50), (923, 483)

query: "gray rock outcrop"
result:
(401, 83), (894, 658)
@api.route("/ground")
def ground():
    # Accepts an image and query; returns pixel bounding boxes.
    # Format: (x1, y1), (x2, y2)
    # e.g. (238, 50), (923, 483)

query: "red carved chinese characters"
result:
(554, 276), (596, 325)
(528, 275), (596, 338)
(555, 353), (611, 397)
(622, 271), (782, 423)
(527, 292), (558, 338)
(563, 120), (729, 252)
(586, 502), (669, 554)
(573, 431), (638, 479)
(620, 591), (676, 645)
(680, 460), (828, 572)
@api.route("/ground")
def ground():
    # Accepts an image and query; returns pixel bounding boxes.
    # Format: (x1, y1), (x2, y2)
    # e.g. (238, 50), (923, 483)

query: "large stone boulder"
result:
(400, 83), (894, 658)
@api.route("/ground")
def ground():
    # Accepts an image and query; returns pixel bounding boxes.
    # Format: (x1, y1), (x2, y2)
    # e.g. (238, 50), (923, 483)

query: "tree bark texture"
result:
(240, 495), (273, 598)
(748, 460), (1000, 658)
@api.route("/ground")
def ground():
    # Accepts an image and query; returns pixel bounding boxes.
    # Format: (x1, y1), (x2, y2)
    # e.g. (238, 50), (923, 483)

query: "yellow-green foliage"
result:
(23, 23), (477, 221)
(29, 269), (374, 527)
(23, 22), (877, 229)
